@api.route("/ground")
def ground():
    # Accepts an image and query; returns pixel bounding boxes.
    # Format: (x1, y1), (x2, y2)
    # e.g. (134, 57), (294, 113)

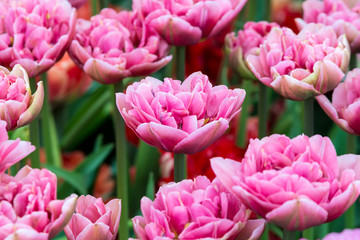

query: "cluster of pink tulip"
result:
(1, 0), (360, 239)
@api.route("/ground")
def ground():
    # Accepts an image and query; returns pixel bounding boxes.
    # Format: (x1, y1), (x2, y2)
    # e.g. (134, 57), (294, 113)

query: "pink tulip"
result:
(226, 21), (280, 79)
(211, 134), (360, 231)
(64, 195), (121, 240)
(0, 0), (76, 78)
(133, 0), (247, 45)
(69, 8), (172, 84)
(0, 166), (78, 239)
(301, 0), (360, 53)
(132, 176), (266, 240)
(322, 229), (360, 240)
(316, 68), (360, 135)
(0, 120), (35, 173)
(0, 64), (43, 130)
(116, 72), (246, 154)
(246, 23), (350, 101)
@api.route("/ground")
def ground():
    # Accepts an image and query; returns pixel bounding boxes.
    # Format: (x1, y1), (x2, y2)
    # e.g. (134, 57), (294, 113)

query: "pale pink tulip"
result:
(301, 0), (360, 53)
(246, 23), (350, 100)
(0, 64), (43, 130)
(316, 68), (360, 135)
(0, 166), (78, 239)
(69, 8), (172, 84)
(0, 0), (76, 78)
(116, 72), (246, 154)
(0, 120), (34, 173)
(64, 195), (121, 240)
(226, 21), (280, 79)
(133, 0), (247, 45)
(132, 176), (266, 240)
(212, 134), (360, 231)
(323, 229), (360, 240)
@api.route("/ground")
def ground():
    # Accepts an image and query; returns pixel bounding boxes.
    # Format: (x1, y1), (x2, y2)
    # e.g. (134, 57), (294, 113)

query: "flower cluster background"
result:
(1, 0), (360, 239)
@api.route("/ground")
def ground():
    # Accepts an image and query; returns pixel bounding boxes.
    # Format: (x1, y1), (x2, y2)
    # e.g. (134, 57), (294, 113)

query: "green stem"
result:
(91, 0), (99, 15)
(218, 53), (230, 86)
(174, 153), (187, 182)
(350, 53), (357, 70)
(29, 77), (41, 169)
(314, 223), (329, 239)
(112, 82), (129, 240)
(345, 204), (356, 229)
(258, 83), (267, 138)
(304, 97), (314, 136)
(41, 73), (62, 167)
(283, 230), (296, 240)
(175, 46), (186, 80)
(303, 228), (314, 240)
(237, 80), (252, 147)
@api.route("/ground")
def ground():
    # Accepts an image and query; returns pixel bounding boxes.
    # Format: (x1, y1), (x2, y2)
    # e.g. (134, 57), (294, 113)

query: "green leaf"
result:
(43, 164), (87, 195)
(76, 143), (114, 174)
(145, 172), (155, 201)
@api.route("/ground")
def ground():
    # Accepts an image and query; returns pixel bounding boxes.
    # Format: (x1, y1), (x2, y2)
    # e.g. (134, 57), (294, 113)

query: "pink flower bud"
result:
(0, 64), (43, 130)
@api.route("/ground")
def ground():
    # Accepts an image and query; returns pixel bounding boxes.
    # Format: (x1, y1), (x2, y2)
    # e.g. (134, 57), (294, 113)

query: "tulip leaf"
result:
(130, 140), (160, 215)
(43, 164), (87, 195)
(328, 125), (347, 156)
(145, 172), (155, 200)
(76, 143), (114, 174)
(61, 85), (111, 150)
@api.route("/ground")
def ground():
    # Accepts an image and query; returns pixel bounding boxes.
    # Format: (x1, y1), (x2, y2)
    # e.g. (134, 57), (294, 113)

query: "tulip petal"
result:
(265, 198), (328, 230)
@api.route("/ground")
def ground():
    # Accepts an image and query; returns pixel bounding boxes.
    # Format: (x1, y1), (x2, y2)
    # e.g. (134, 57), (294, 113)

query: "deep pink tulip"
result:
(0, 0), (76, 78)
(64, 195), (121, 240)
(132, 176), (266, 240)
(226, 21), (280, 79)
(322, 229), (360, 240)
(0, 64), (43, 130)
(246, 23), (350, 101)
(69, 8), (172, 84)
(116, 72), (246, 154)
(68, 0), (88, 8)
(317, 68), (360, 135)
(133, 0), (247, 46)
(212, 134), (360, 231)
(0, 166), (78, 239)
(0, 120), (35, 173)
(301, 0), (360, 53)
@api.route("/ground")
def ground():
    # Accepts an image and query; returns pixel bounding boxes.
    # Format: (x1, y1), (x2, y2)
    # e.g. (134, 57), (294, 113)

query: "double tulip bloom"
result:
(0, 166), (77, 239)
(69, 8), (172, 84)
(226, 21), (280, 79)
(212, 134), (360, 231)
(246, 23), (350, 101)
(0, 120), (35, 173)
(132, 176), (266, 239)
(133, 0), (248, 45)
(116, 72), (246, 154)
(0, 65), (43, 130)
(64, 195), (121, 240)
(301, 0), (360, 53)
(0, 0), (76, 77)
(317, 68), (360, 135)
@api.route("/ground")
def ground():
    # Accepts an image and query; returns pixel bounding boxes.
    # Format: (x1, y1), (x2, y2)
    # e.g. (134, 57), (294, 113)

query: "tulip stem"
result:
(41, 73), (62, 167)
(304, 97), (314, 136)
(112, 82), (129, 240)
(303, 228), (314, 239)
(174, 153), (187, 182)
(175, 46), (186, 80)
(283, 230), (296, 240)
(91, 0), (99, 15)
(237, 80), (252, 147)
(29, 77), (41, 169)
(258, 83), (267, 138)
